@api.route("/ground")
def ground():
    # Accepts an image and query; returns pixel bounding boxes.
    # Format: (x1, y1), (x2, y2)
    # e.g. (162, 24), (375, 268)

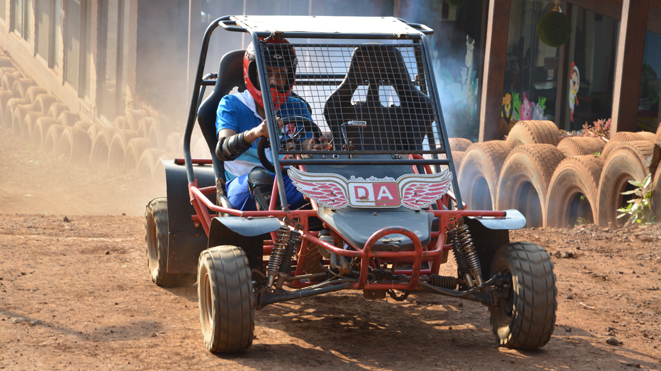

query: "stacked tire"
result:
(456, 119), (661, 228)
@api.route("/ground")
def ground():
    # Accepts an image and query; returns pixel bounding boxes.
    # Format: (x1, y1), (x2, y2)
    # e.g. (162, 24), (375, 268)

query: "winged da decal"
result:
(288, 167), (452, 210)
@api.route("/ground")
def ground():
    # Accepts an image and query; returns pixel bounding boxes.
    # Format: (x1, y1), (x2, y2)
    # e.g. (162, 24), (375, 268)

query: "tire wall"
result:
(496, 144), (565, 227)
(597, 141), (656, 227)
(458, 140), (511, 211)
(544, 155), (605, 227)
(506, 120), (560, 148)
(556, 137), (605, 158)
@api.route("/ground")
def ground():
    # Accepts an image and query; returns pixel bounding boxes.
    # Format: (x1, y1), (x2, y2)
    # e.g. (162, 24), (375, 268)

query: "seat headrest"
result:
(196, 49), (246, 183)
(323, 45), (435, 152)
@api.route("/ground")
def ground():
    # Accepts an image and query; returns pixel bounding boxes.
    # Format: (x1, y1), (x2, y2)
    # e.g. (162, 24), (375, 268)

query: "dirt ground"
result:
(1, 126), (661, 370)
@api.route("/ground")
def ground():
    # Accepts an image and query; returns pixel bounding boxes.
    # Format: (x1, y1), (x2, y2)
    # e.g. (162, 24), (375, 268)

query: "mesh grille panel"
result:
(258, 42), (446, 156)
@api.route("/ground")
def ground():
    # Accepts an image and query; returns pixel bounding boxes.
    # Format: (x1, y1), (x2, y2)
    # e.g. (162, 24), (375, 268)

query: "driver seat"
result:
(196, 49), (313, 208)
(322, 44), (436, 152)
(197, 50), (247, 207)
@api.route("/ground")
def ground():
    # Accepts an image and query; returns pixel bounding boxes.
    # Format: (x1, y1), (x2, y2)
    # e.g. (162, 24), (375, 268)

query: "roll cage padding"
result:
(322, 45), (436, 152)
(215, 132), (252, 161)
(197, 49), (247, 192)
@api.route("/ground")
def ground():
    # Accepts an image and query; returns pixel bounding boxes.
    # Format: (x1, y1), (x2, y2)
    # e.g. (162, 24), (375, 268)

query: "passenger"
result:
(214, 38), (324, 211)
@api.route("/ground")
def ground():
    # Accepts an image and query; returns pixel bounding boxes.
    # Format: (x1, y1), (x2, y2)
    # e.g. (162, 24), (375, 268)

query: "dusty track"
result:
(1, 127), (661, 370)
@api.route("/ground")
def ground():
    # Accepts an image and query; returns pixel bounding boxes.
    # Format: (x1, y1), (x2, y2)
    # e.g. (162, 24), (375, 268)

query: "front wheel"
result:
(489, 242), (557, 350)
(198, 245), (255, 353)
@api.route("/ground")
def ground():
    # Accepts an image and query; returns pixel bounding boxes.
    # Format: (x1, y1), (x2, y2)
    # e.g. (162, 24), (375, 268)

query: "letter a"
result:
(377, 185), (394, 200)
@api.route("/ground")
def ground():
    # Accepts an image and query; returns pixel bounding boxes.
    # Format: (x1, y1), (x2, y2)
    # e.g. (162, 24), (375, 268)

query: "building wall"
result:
(0, 0), (136, 126)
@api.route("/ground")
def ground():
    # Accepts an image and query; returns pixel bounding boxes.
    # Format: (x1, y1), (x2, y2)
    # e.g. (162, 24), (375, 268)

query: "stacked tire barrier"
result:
(456, 120), (661, 228)
(0, 61), (191, 182)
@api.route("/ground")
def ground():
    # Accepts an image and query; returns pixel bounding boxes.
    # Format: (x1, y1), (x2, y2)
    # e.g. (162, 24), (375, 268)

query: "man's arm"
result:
(216, 119), (282, 161)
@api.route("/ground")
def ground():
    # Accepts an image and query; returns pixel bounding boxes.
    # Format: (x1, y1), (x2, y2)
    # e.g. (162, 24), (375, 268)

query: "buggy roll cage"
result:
(181, 15), (466, 211)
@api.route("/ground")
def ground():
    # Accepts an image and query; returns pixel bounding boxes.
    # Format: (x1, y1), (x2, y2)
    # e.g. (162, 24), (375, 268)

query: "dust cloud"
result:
(0, 127), (165, 216)
(0, 1), (480, 217)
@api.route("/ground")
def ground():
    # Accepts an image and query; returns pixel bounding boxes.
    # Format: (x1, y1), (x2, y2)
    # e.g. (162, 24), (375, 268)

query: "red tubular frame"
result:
(184, 158), (507, 291)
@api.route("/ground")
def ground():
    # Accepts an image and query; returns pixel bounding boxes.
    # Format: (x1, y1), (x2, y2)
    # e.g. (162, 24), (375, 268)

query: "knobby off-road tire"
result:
(449, 137), (472, 152)
(556, 137), (605, 158)
(496, 144), (565, 227)
(198, 245), (255, 353)
(506, 120), (560, 148)
(458, 140), (511, 210)
(144, 197), (196, 287)
(597, 141), (655, 227)
(602, 134), (654, 157)
(490, 242), (557, 350)
(544, 155), (605, 227)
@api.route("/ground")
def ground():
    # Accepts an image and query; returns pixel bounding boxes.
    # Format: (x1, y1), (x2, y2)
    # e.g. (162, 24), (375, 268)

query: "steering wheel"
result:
(257, 116), (322, 173)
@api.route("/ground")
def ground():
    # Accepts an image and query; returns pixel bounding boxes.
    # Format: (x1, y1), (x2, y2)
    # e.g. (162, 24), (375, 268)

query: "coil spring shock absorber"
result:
(448, 219), (483, 287)
(447, 222), (473, 287)
(456, 222), (483, 286)
(267, 226), (289, 287)
(277, 229), (301, 288)
(267, 226), (302, 288)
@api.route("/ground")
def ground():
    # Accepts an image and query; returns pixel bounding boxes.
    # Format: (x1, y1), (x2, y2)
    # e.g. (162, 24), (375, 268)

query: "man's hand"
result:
(252, 117), (283, 141)
(302, 133), (331, 151)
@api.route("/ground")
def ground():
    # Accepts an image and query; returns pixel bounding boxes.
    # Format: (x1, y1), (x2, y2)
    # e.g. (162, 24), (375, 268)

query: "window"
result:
(12, 0), (33, 42)
(36, 0), (55, 63)
(12, 0), (24, 36)
(99, 0), (129, 121)
(35, 0), (62, 69)
(53, 1), (61, 69)
(64, 0), (81, 88)
(638, 30), (661, 132)
(502, 1), (561, 134)
(565, 6), (620, 131)
(63, 0), (92, 98)
(0, 0), (6, 21)
(81, 1), (92, 99)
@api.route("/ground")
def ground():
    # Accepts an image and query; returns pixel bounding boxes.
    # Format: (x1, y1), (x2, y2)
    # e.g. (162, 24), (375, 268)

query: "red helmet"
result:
(243, 38), (297, 110)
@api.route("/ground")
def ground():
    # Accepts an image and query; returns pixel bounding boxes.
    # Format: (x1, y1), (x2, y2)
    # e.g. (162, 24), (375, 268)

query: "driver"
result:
(215, 38), (320, 211)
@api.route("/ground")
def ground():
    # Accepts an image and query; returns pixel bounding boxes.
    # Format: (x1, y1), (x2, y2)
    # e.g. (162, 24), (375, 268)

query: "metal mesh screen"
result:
(258, 41), (446, 157)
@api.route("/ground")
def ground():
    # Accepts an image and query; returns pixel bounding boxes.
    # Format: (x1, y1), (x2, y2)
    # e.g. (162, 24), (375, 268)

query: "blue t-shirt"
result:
(215, 91), (312, 181)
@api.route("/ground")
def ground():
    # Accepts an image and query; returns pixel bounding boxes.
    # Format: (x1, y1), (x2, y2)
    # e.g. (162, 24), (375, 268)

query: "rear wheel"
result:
(144, 197), (196, 287)
(198, 245), (255, 353)
(489, 242), (556, 350)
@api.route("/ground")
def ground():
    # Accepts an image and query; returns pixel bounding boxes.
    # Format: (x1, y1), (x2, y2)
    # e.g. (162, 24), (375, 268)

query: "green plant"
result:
(511, 88), (521, 121)
(617, 174), (655, 225)
(575, 216), (590, 226)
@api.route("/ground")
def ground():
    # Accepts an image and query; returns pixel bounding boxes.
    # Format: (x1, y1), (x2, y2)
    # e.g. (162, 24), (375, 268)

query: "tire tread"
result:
(200, 245), (254, 353)
(490, 242), (557, 350)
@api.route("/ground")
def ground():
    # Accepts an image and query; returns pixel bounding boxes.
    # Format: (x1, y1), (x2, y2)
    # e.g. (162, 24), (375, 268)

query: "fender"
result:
(163, 159), (216, 273)
(208, 217), (282, 269)
(467, 209), (526, 230)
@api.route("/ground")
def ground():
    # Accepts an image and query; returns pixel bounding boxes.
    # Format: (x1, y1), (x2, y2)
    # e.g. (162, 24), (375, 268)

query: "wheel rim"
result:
(497, 270), (514, 320)
(147, 218), (158, 268)
(202, 270), (213, 329)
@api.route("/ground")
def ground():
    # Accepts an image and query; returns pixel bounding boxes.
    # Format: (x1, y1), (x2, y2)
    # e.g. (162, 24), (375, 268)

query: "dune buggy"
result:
(144, 15), (557, 353)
